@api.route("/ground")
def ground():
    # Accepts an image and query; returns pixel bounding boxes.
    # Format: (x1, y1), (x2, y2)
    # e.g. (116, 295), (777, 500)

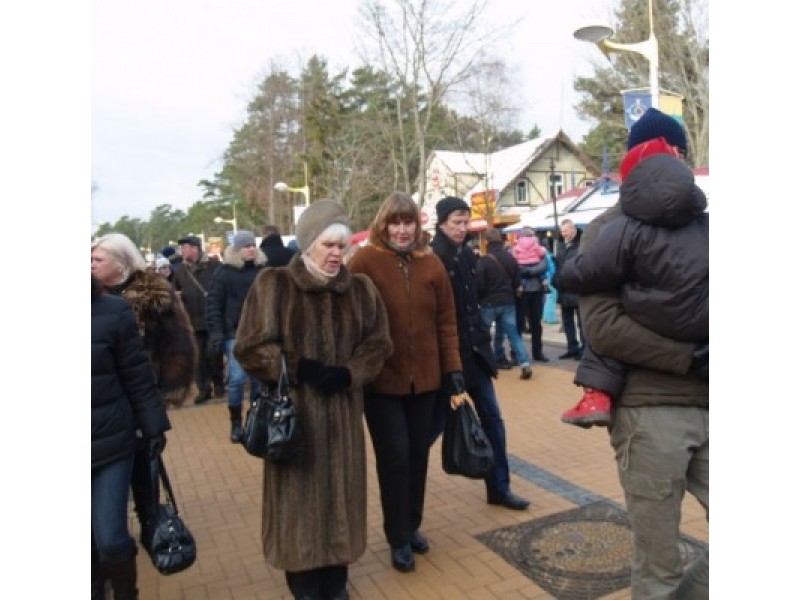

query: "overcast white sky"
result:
(91, 0), (619, 225)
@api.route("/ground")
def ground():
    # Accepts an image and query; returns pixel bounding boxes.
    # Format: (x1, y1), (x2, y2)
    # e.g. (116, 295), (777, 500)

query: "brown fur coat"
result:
(233, 255), (393, 571)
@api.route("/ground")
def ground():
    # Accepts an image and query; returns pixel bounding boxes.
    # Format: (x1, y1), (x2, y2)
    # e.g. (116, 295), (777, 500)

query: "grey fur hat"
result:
(295, 199), (351, 251)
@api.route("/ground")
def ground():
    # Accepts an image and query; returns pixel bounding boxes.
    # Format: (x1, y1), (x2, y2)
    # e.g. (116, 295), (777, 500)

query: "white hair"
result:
(91, 233), (147, 281)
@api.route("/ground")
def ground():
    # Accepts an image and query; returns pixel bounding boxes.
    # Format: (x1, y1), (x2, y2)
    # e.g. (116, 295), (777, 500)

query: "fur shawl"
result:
(110, 270), (196, 407)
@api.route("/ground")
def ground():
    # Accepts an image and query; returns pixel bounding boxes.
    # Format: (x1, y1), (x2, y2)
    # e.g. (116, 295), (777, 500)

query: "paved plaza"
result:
(134, 326), (708, 599)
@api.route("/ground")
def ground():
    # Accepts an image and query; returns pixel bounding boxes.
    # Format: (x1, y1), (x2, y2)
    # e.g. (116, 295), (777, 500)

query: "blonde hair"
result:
(91, 233), (147, 282)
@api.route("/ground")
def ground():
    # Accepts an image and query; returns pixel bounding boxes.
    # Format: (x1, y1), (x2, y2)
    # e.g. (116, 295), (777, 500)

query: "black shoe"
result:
(533, 355), (550, 363)
(409, 531), (429, 554)
(194, 392), (211, 405)
(558, 351), (579, 360)
(496, 358), (514, 370)
(214, 384), (226, 398)
(230, 423), (243, 443)
(391, 545), (415, 572)
(520, 366), (533, 380)
(487, 491), (531, 511)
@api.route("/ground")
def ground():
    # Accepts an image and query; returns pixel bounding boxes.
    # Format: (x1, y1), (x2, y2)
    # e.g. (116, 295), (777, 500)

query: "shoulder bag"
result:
(142, 455), (197, 575)
(442, 397), (495, 479)
(241, 352), (304, 463)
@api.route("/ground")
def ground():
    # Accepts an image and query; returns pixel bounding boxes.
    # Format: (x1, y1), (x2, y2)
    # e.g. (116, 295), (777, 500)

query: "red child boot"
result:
(561, 388), (612, 428)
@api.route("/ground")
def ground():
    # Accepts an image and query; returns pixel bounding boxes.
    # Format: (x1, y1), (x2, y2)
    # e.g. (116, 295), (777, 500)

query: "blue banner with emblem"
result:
(622, 90), (651, 130)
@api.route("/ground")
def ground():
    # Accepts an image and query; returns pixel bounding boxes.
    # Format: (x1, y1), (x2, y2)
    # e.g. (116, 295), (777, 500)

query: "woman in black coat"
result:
(92, 274), (171, 599)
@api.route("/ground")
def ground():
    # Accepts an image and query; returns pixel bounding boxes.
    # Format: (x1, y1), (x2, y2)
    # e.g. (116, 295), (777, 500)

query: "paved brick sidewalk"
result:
(135, 362), (708, 599)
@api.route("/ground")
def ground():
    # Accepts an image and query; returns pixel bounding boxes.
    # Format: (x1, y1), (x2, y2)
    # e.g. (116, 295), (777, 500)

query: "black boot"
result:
(104, 555), (138, 600)
(229, 405), (243, 443)
(91, 541), (107, 600)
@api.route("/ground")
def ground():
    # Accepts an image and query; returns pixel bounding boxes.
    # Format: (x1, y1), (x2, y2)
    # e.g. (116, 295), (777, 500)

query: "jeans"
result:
(610, 406), (709, 599)
(364, 391), (436, 547)
(481, 305), (530, 367)
(91, 454), (137, 563)
(466, 367), (511, 497)
(225, 338), (260, 408)
(560, 305), (585, 354)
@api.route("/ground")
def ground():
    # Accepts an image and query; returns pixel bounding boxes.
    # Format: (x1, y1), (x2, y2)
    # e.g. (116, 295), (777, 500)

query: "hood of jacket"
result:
(620, 153), (707, 229)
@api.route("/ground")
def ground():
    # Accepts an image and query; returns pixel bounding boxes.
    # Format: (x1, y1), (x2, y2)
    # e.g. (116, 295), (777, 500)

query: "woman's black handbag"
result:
(442, 398), (495, 479)
(142, 455), (197, 575)
(241, 353), (303, 463)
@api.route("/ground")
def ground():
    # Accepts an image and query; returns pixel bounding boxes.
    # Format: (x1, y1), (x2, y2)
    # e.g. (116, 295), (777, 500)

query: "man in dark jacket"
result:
(476, 228), (532, 380)
(259, 224), (295, 267)
(553, 219), (584, 359)
(557, 108), (709, 598)
(206, 231), (268, 442)
(430, 197), (530, 511)
(173, 235), (224, 404)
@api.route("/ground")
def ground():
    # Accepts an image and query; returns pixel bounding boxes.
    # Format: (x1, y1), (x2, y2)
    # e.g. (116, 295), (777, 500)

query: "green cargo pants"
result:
(610, 405), (709, 600)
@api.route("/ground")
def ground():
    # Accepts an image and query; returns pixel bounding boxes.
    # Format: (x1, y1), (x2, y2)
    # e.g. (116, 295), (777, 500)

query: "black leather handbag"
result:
(241, 353), (303, 463)
(142, 455), (197, 575)
(442, 398), (495, 479)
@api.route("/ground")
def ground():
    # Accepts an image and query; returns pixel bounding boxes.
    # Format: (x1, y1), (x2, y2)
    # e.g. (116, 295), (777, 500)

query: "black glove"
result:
(297, 358), (352, 394)
(446, 371), (465, 395)
(148, 433), (167, 457)
(689, 343), (708, 382)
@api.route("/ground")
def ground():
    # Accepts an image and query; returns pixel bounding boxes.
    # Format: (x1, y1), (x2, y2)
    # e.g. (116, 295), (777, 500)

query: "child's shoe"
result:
(561, 388), (612, 427)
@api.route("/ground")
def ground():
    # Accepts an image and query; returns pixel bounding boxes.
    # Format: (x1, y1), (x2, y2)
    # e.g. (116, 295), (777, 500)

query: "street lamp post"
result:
(573, 0), (659, 109)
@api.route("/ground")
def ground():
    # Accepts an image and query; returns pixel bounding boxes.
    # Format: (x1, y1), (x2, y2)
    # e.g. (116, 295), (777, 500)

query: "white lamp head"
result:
(574, 24), (614, 43)
(274, 182), (289, 193)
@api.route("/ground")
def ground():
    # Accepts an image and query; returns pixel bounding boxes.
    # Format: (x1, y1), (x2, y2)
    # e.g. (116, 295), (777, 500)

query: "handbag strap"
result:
(156, 454), (181, 514)
(277, 352), (289, 396)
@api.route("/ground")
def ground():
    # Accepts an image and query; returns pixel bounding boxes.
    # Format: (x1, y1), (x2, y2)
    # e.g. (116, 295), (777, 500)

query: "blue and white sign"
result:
(622, 90), (652, 130)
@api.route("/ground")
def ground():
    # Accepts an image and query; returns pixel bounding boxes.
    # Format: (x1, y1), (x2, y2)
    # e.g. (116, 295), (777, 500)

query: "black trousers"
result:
(194, 331), (224, 394)
(285, 565), (347, 599)
(516, 291), (546, 358)
(364, 390), (437, 548)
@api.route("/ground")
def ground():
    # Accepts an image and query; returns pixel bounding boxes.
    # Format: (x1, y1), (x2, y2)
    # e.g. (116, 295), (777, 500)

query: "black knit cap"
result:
(436, 196), (470, 224)
(627, 107), (688, 153)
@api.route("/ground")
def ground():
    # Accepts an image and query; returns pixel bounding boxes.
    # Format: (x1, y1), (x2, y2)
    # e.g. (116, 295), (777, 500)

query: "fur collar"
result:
(286, 254), (353, 294)
(222, 245), (268, 268)
(113, 270), (176, 319)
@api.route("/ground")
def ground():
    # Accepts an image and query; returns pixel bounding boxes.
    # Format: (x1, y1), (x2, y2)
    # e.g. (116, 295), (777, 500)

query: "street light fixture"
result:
(274, 161), (310, 206)
(214, 202), (238, 232)
(573, 0), (659, 109)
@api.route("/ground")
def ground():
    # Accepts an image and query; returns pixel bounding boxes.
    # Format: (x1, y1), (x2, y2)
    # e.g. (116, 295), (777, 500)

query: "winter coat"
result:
(232, 255), (393, 571)
(431, 230), (497, 388)
(552, 235), (581, 307)
(92, 277), (171, 470)
(172, 253), (221, 331)
(557, 153), (708, 342)
(107, 269), (196, 406)
(517, 256), (549, 293)
(206, 245), (268, 343)
(348, 239), (461, 396)
(574, 155), (708, 409)
(476, 242), (520, 307)
(259, 233), (295, 267)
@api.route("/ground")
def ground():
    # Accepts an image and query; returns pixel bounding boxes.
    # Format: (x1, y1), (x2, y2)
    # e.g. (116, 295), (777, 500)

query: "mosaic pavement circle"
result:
(476, 501), (707, 600)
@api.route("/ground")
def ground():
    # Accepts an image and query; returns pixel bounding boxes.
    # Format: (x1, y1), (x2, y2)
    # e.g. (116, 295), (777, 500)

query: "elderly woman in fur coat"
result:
(91, 232), (196, 542)
(234, 200), (393, 600)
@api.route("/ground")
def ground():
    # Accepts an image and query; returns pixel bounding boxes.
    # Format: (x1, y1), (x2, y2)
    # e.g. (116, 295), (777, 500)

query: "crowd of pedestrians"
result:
(91, 108), (707, 600)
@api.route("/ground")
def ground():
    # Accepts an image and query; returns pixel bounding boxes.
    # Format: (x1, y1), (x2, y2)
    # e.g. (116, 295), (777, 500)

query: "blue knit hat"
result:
(627, 108), (687, 153)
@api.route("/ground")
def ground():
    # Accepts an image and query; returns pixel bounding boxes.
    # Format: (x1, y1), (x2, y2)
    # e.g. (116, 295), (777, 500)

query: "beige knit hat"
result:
(295, 199), (351, 251)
